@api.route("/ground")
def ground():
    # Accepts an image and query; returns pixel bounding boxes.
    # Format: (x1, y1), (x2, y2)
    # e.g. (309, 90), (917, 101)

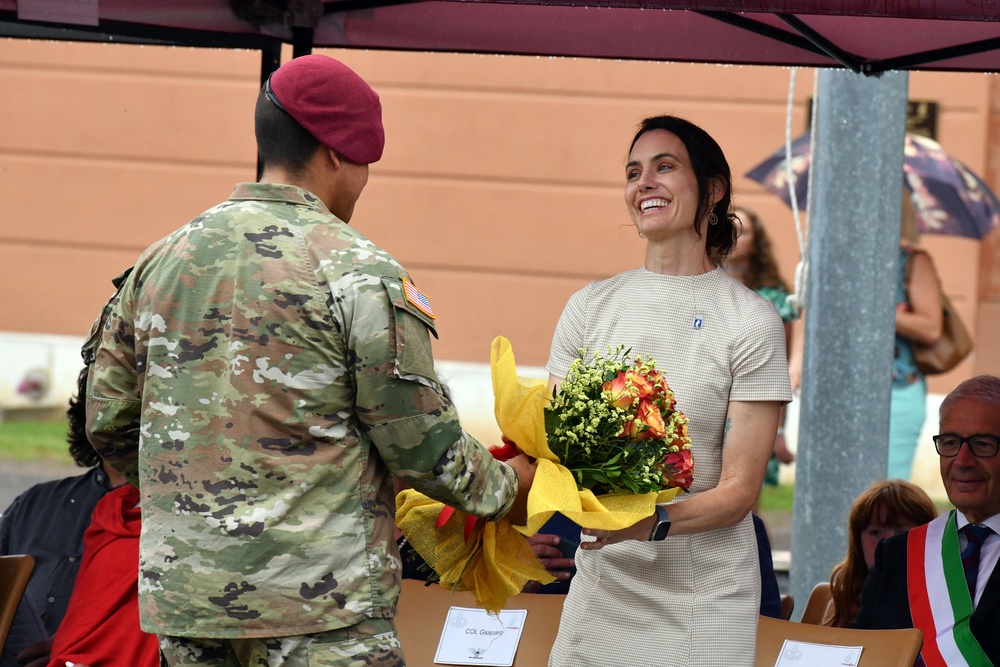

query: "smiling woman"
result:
(623, 120), (733, 275)
(545, 115), (792, 667)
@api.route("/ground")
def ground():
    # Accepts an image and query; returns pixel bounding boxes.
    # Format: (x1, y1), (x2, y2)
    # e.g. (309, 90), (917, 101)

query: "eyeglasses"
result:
(933, 434), (1000, 458)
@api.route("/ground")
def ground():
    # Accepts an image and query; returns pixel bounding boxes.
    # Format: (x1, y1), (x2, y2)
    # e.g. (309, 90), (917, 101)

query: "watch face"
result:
(651, 505), (670, 541)
(653, 521), (671, 541)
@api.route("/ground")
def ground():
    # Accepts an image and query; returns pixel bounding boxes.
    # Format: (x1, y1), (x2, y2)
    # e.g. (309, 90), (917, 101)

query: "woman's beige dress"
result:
(546, 268), (792, 667)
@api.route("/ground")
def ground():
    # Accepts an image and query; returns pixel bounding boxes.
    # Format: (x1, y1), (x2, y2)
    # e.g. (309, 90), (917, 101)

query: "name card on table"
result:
(433, 606), (528, 666)
(773, 640), (862, 667)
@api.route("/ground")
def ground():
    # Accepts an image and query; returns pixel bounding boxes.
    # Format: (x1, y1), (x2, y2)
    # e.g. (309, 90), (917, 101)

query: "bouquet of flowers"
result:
(547, 346), (693, 496)
(395, 337), (693, 613)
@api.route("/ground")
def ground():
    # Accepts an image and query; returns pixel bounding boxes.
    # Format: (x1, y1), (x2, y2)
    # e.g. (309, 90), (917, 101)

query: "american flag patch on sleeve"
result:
(402, 277), (435, 319)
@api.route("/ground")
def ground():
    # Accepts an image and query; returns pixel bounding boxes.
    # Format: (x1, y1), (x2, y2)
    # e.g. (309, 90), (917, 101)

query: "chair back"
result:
(395, 579), (564, 666)
(755, 615), (922, 667)
(0, 554), (35, 653)
(779, 594), (794, 621)
(799, 582), (833, 625)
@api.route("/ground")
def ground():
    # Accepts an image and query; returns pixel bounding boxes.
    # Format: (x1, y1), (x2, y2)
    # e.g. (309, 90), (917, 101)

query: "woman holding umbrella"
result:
(545, 115), (792, 667)
(746, 134), (982, 481)
(890, 192), (943, 480)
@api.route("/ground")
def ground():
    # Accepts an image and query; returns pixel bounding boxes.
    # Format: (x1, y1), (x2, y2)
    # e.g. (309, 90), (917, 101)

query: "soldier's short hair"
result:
(254, 86), (322, 179)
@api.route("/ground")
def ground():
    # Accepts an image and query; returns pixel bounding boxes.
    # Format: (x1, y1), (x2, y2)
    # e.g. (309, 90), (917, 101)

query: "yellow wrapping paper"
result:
(395, 335), (680, 612)
(396, 489), (553, 613)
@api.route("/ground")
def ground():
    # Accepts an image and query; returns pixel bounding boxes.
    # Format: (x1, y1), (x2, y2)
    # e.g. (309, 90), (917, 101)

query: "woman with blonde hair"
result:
(891, 191), (944, 480)
(825, 479), (937, 627)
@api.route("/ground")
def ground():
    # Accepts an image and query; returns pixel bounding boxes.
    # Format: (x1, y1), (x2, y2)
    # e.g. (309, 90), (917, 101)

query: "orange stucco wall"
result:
(0, 39), (995, 392)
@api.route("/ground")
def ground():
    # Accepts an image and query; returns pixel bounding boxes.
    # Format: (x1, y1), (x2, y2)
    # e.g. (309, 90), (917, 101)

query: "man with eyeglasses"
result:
(855, 375), (1000, 664)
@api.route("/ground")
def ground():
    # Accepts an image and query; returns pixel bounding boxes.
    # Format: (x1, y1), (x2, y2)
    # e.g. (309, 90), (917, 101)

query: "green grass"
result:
(756, 483), (954, 515)
(758, 483), (795, 513)
(0, 419), (73, 463)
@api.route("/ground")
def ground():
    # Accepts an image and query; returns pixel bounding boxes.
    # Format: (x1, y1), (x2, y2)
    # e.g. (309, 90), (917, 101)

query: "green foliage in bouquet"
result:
(544, 346), (694, 496)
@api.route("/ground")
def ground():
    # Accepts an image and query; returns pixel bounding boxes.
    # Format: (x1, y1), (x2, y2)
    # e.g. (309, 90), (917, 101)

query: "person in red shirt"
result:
(45, 482), (157, 667)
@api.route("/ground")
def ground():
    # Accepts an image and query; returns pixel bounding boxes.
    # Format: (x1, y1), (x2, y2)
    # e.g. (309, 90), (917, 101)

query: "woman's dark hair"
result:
(254, 86), (321, 179)
(629, 115), (738, 259)
(732, 207), (788, 292)
(67, 365), (101, 468)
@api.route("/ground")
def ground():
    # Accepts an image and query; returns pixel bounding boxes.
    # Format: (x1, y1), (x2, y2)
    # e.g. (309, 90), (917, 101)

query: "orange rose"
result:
(674, 418), (689, 442)
(602, 371), (634, 410)
(625, 369), (655, 399)
(652, 373), (677, 411)
(637, 399), (666, 440)
(644, 368), (667, 398)
(621, 399), (666, 440)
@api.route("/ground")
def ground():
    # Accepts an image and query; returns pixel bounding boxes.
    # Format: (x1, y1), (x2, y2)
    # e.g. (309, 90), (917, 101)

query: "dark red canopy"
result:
(3, 0), (1000, 75)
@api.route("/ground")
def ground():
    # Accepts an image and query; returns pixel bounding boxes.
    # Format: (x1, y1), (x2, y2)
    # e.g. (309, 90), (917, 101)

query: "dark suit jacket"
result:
(853, 530), (1000, 663)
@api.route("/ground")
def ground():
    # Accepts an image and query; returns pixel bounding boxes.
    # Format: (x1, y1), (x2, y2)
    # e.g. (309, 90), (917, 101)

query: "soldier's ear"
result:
(326, 147), (343, 170)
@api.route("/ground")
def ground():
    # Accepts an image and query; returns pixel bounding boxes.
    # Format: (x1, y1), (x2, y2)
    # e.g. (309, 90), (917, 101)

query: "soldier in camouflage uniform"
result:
(85, 54), (534, 667)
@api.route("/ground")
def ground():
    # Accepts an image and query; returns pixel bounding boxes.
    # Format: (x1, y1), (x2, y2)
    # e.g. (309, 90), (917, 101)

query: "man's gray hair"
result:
(940, 375), (1000, 420)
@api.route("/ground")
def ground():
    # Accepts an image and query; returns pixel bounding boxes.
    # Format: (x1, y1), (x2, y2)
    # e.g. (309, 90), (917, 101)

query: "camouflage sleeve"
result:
(335, 268), (518, 520)
(84, 274), (142, 487)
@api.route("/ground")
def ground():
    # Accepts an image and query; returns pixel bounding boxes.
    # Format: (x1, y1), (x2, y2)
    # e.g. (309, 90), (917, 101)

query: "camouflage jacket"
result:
(85, 182), (518, 639)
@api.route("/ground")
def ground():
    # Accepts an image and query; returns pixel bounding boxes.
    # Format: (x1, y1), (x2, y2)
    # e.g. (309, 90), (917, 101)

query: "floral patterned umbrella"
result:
(745, 132), (1000, 239)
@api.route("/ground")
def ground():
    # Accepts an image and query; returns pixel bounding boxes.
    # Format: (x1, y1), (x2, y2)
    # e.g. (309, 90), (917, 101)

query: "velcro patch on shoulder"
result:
(382, 276), (438, 337)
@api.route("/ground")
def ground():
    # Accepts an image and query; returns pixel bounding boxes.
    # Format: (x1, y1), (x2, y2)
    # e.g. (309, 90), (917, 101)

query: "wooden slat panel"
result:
(0, 245), (138, 335)
(0, 158), (250, 250)
(0, 67), (257, 165)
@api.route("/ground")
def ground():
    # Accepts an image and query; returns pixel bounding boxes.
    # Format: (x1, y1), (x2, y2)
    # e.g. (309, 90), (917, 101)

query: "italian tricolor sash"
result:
(907, 510), (993, 666)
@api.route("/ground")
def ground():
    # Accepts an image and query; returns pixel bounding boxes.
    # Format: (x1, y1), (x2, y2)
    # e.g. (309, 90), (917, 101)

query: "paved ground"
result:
(760, 509), (791, 552)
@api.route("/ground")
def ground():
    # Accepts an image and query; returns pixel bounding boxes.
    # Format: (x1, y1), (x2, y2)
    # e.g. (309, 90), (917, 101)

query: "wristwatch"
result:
(649, 504), (671, 541)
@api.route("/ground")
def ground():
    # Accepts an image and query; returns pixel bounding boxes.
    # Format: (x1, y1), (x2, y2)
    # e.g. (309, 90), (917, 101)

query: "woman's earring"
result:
(708, 213), (719, 226)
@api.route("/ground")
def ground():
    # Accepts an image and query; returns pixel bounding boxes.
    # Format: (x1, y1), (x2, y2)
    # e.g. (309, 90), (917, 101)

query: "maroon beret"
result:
(268, 55), (384, 164)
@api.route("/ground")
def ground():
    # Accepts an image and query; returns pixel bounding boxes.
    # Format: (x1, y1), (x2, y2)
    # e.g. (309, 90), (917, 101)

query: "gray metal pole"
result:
(788, 68), (909, 618)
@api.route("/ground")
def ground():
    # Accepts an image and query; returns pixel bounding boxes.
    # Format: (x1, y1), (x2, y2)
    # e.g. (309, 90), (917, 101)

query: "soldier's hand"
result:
(503, 453), (536, 526)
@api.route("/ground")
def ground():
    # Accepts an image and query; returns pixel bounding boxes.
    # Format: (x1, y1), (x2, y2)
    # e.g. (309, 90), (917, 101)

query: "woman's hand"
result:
(774, 432), (795, 464)
(579, 518), (655, 550)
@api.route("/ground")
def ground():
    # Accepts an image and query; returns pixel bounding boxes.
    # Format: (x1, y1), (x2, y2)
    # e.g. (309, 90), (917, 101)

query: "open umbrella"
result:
(745, 132), (1000, 239)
